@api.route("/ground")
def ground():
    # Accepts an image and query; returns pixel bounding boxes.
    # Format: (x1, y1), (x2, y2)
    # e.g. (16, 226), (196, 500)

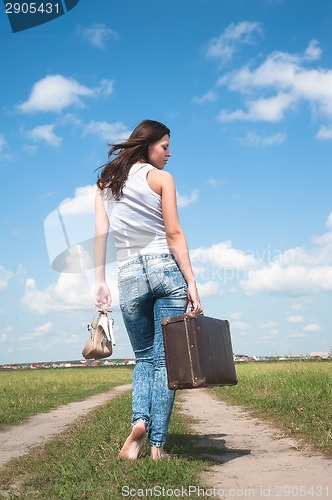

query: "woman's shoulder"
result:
(148, 167), (174, 182)
(146, 168), (174, 196)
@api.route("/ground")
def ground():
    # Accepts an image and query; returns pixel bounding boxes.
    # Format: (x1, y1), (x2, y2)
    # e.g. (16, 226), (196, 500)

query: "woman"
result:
(94, 119), (202, 460)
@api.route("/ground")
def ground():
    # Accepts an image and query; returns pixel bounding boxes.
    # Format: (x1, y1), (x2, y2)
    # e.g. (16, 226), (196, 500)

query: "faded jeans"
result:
(118, 254), (188, 447)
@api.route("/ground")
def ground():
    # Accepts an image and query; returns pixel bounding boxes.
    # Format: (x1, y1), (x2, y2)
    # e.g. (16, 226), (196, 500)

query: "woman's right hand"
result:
(187, 281), (203, 314)
(94, 280), (112, 312)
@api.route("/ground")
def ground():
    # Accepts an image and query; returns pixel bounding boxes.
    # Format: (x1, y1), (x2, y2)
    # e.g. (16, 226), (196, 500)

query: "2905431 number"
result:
(275, 485), (329, 497)
(5, 3), (60, 14)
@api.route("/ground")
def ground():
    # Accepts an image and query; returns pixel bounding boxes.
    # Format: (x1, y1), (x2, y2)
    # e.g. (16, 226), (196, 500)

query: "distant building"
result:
(233, 354), (256, 362)
(309, 352), (330, 358)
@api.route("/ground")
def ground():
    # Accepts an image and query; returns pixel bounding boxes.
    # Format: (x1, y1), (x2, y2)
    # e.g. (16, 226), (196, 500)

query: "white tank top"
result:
(104, 163), (171, 262)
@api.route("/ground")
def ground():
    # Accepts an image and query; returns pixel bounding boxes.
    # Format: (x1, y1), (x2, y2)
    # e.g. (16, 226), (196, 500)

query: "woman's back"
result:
(104, 163), (170, 262)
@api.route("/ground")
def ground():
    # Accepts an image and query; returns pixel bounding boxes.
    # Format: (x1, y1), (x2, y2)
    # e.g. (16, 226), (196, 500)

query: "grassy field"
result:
(0, 370), (207, 499)
(0, 367), (133, 427)
(0, 361), (331, 498)
(212, 360), (332, 455)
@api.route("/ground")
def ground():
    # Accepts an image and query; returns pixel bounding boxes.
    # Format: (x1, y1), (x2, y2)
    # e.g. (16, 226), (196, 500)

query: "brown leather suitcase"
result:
(161, 312), (238, 389)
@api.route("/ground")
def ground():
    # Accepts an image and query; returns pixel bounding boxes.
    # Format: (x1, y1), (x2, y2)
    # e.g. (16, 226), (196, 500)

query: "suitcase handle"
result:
(161, 311), (196, 325)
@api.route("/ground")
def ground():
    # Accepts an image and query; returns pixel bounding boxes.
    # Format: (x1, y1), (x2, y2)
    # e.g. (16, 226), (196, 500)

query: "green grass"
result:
(1, 361), (331, 497)
(0, 367), (133, 427)
(211, 360), (332, 455)
(0, 392), (209, 499)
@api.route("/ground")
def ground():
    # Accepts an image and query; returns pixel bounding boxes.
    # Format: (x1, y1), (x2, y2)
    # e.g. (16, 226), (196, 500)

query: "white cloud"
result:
(21, 274), (93, 314)
(303, 323), (321, 332)
(316, 125), (332, 141)
(311, 212), (332, 257)
(218, 92), (297, 123)
(191, 241), (259, 272)
(207, 178), (217, 187)
(291, 302), (305, 311)
(0, 133), (11, 162)
(206, 21), (263, 65)
(197, 280), (220, 298)
(207, 177), (227, 188)
(177, 190), (199, 208)
(240, 263), (332, 296)
(0, 266), (14, 293)
(23, 144), (38, 154)
(326, 213), (332, 230)
(304, 40), (322, 61)
(42, 190), (57, 199)
(232, 320), (253, 331)
(218, 41), (325, 91)
(243, 130), (287, 147)
(288, 331), (308, 339)
(83, 120), (131, 143)
(247, 93), (297, 121)
(59, 185), (96, 216)
(216, 40), (332, 127)
(20, 265), (118, 315)
(1, 334), (8, 344)
(96, 79), (114, 96)
(192, 91), (218, 105)
(28, 124), (62, 147)
(287, 315), (303, 323)
(18, 74), (113, 114)
(315, 212), (332, 235)
(0, 326), (13, 344)
(12, 320), (85, 355)
(207, 178), (219, 187)
(189, 213), (332, 297)
(276, 247), (318, 267)
(239, 213), (332, 296)
(232, 319), (278, 335)
(44, 185), (98, 273)
(0, 134), (6, 150)
(19, 322), (53, 342)
(77, 23), (119, 49)
(229, 312), (243, 320)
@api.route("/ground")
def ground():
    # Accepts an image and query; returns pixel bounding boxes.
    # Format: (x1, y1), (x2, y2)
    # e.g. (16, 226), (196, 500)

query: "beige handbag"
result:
(82, 311), (115, 360)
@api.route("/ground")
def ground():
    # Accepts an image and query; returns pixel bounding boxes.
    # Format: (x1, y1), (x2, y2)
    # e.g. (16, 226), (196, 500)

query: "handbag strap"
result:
(90, 311), (115, 345)
(91, 310), (103, 328)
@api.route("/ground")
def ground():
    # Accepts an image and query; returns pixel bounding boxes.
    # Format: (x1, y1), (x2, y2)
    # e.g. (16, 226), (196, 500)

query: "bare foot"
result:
(150, 446), (171, 460)
(118, 421), (146, 459)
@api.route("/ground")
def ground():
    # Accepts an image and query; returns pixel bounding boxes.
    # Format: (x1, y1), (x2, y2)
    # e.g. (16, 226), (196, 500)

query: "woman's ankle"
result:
(118, 421), (146, 460)
(150, 446), (171, 460)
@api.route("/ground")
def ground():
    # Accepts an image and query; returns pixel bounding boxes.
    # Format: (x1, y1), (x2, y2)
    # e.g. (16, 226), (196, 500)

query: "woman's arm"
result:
(148, 169), (202, 313)
(94, 188), (112, 310)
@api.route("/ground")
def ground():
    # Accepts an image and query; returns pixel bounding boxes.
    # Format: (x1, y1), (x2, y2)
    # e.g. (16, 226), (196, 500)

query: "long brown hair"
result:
(96, 119), (170, 200)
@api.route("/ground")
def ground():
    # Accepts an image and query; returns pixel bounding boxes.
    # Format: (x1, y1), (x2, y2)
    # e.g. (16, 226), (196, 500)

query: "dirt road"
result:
(0, 384), (331, 498)
(179, 389), (332, 498)
(0, 384), (131, 467)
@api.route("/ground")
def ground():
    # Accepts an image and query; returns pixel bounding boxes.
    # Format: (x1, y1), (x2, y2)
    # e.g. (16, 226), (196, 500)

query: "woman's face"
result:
(148, 134), (171, 169)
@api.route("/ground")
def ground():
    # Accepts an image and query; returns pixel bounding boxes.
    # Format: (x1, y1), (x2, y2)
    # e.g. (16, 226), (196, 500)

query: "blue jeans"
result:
(118, 254), (188, 447)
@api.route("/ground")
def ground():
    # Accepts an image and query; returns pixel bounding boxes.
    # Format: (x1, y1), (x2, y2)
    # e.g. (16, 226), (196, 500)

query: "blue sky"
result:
(1, 0), (332, 364)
